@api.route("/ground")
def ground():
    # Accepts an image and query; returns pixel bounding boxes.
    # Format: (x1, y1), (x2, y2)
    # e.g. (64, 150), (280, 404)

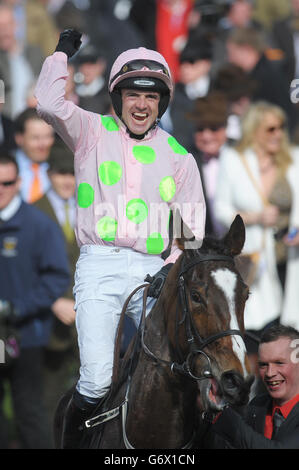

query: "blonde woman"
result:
(214, 101), (299, 370)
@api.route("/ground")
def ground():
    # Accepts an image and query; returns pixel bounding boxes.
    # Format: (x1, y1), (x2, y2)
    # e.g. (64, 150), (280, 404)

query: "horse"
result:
(54, 214), (253, 449)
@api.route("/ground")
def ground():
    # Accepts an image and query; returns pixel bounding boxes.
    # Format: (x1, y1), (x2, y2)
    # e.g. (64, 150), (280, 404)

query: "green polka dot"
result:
(168, 136), (188, 155)
(132, 145), (156, 164)
(99, 161), (122, 185)
(126, 199), (148, 224)
(97, 216), (118, 241)
(101, 115), (119, 131)
(77, 182), (94, 208)
(146, 233), (164, 254)
(159, 176), (176, 202)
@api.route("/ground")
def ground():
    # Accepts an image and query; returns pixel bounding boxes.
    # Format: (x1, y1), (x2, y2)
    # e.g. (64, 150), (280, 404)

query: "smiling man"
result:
(204, 324), (299, 448)
(121, 89), (161, 138)
(35, 30), (206, 448)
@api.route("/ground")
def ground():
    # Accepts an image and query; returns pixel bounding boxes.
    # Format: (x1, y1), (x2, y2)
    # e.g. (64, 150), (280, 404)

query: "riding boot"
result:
(61, 391), (100, 449)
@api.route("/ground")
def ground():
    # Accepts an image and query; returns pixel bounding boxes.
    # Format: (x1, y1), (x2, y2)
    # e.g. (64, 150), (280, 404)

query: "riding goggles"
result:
(109, 59), (170, 87)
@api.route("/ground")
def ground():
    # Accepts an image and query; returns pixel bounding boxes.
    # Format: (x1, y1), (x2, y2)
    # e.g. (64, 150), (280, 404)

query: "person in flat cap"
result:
(73, 43), (111, 114)
(34, 142), (80, 444)
(187, 91), (229, 238)
(170, 33), (214, 151)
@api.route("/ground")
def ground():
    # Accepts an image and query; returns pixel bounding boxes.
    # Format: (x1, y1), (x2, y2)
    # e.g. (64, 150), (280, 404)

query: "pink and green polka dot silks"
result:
(35, 52), (206, 264)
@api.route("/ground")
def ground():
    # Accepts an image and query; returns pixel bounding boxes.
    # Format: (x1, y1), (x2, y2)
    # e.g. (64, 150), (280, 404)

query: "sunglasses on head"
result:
(0, 179), (18, 187)
(265, 123), (285, 133)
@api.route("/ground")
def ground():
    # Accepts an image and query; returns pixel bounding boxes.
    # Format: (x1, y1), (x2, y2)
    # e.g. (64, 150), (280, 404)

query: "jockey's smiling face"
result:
(121, 89), (160, 136)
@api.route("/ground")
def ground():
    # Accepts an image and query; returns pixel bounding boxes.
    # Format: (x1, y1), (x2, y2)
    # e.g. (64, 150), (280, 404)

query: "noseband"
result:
(141, 253), (244, 381)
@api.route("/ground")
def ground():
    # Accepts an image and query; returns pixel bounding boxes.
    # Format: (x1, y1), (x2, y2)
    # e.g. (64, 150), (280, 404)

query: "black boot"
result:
(61, 391), (99, 449)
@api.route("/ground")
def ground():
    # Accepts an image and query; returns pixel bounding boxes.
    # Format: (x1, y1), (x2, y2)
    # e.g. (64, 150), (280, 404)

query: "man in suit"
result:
(15, 108), (54, 203)
(203, 324), (299, 448)
(34, 142), (80, 438)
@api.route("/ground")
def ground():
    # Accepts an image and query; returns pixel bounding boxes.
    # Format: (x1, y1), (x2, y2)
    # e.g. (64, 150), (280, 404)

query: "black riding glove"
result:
(0, 300), (18, 325)
(55, 29), (82, 58)
(145, 263), (174, 298)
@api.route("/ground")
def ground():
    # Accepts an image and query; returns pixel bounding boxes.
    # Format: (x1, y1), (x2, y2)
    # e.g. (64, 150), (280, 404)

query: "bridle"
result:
(141, 252), (245, 382)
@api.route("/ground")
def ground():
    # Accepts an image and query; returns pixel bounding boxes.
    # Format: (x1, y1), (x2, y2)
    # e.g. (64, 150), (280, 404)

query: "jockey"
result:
(35, 30), (206, 448)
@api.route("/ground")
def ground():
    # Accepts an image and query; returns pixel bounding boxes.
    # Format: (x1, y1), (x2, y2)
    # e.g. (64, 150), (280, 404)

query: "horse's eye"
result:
(190, 290), (202, 304)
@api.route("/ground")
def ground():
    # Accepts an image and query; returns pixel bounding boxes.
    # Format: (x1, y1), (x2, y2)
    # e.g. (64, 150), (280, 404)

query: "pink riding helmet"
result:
(109, 47), (173, 120)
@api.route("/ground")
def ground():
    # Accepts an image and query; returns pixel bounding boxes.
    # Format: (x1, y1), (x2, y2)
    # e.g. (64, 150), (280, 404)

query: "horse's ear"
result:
(223, 214), (245, 256)
(173, 209), (196, 253)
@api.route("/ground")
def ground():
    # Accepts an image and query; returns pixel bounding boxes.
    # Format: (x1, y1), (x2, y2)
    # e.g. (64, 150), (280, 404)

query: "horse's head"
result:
(163, 214), (253, 413)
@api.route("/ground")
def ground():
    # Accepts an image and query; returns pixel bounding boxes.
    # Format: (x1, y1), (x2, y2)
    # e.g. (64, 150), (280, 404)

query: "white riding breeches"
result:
(73, 245), (164, 399)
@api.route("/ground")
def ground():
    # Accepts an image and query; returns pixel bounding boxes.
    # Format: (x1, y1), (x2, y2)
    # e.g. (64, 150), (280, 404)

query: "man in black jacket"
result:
(203, 324), (299, 448)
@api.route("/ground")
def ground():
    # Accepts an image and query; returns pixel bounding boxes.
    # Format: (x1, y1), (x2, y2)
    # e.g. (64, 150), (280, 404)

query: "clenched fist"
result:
(55, 29), (82, 58)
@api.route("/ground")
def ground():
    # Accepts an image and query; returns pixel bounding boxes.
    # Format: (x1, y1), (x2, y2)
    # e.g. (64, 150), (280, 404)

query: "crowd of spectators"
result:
(0, 0), (298, 449)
